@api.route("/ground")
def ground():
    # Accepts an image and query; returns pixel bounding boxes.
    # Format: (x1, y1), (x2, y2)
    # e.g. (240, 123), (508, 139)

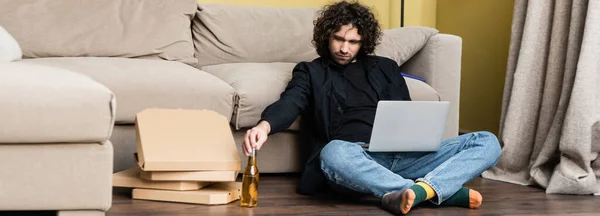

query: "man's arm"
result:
(390, 59), (412, 101)
(243, 63), (312, 155)
(260, 62), (312, 134)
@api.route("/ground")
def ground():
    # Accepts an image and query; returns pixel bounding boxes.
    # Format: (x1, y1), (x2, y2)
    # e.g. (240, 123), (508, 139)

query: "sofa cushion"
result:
(193, 4), (319, 67)
(0, 25), (22, 62)
(405, 78), (441, 101)
(0, 0), (197, 66)
(202, 63), (296, 129)
(202, 63), (440, 130)
(0, 62), (115, 143)
(22, 57), (236, 124)
(375, 26), (439, 66)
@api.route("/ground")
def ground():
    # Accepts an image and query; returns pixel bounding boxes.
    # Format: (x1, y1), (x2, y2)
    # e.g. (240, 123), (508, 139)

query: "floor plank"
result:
(107, 174), (600, 216)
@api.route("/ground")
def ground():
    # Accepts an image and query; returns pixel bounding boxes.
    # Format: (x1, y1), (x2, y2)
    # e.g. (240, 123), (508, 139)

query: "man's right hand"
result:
(243, 120), (271, 156)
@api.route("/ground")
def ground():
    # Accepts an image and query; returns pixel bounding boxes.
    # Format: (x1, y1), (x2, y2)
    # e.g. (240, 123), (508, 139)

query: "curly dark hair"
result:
(312, 1), (382, 59)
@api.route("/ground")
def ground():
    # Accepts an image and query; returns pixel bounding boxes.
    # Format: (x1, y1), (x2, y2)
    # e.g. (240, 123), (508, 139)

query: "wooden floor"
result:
(2, 174), (599, 216)
(108, 174), (600, 216)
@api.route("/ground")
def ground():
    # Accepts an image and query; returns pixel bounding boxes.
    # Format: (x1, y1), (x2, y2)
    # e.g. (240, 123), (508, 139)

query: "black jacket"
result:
(260, 55), (411, 195)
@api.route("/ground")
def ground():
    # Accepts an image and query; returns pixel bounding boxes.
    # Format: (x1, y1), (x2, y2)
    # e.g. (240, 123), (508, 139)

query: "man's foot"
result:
(381, 182), (435, 215)
(382, 189), (415, 215)
(440, 187), (482, 208)
(469, 189), (483, 208)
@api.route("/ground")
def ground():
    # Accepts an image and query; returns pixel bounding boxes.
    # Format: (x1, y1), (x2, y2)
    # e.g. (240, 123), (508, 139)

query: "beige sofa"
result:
(0, 0), (461, 214)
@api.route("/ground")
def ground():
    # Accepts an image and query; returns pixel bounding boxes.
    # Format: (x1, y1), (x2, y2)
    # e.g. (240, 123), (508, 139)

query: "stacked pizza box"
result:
(113, 109), (242, 205)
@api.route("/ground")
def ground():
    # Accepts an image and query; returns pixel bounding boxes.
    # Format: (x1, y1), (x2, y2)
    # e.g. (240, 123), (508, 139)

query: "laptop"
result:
(365, 101), (450, 152)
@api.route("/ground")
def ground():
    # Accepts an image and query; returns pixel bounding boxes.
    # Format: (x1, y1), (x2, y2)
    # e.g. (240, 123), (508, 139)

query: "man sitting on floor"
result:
(242, 1), (502, 214)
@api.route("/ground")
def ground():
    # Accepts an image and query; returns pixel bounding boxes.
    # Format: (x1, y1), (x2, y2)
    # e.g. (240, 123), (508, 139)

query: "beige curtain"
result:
(482, 0), (600, 195)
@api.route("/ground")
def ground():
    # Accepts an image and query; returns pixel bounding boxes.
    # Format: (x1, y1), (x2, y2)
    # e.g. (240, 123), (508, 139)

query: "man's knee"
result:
(320, 140), (358, 171)
(474, 131), (502, 161)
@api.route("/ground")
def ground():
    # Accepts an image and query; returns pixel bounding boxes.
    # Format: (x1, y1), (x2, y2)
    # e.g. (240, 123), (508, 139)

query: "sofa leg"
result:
(57, 210), (105, 216)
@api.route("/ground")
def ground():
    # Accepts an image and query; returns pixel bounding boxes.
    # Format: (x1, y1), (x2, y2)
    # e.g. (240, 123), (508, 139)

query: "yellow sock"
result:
(415, 182), (436, 200)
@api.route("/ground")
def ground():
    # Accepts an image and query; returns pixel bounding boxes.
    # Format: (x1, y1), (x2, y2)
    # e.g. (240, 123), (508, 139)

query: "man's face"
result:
(329, 24), (362, 65)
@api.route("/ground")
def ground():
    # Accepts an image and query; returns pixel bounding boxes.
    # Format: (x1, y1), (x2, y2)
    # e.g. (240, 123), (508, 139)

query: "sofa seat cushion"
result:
(405, 77), (441, 101)
(201, 63), (441, 130)
(0, 62), (115, 143)
(22, 57), (236, 124)
(202, 63), (295, 129)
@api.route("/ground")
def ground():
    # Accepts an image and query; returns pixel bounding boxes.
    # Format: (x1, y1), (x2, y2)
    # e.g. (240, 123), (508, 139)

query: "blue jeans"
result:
(320, 131), (501, 204)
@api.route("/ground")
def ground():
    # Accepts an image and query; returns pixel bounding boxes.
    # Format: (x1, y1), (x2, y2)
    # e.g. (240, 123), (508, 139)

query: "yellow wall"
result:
(436, 0), (514, 134)
(404, 0), (437, 28)
(196, 0), (402, 29)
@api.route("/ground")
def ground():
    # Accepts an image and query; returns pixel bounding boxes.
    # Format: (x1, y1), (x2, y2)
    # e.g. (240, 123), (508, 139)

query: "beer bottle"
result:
(240, 147), (259, 207)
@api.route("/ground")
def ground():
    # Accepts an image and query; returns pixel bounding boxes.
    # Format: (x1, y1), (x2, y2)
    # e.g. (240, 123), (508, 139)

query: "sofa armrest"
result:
(400, 34), (462, 139)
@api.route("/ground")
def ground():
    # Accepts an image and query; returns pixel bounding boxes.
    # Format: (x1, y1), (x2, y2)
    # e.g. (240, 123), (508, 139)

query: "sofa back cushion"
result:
(193, 4), (319, 68)
(375, 26), (439, 66)
(0, 0), (197, 66)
